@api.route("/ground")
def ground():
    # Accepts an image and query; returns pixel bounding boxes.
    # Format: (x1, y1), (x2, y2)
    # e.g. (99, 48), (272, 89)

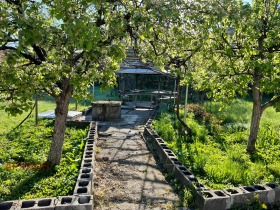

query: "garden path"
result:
(93, 108), (180, 210)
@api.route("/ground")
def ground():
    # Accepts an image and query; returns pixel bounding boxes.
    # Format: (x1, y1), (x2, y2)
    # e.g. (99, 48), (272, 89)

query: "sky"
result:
(243, 0), (252, 3)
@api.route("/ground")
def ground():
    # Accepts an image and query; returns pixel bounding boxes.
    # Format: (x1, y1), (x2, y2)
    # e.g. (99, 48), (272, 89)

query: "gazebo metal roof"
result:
(116, 68), (176, 78)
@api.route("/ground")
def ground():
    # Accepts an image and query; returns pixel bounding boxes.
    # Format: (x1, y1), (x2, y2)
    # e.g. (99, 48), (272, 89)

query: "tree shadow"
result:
(1, 165), (56, 202)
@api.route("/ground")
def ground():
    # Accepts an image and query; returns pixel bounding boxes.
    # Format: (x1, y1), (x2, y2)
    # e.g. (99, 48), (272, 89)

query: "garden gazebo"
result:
(116, 47), (177, 106)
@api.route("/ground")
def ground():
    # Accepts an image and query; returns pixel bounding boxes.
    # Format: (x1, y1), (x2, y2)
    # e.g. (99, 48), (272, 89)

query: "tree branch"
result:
(32, 45), (47, 61)
(261, 95), (280, 112)
(14, 101), (36, 130)
(149, 40), (167, 56)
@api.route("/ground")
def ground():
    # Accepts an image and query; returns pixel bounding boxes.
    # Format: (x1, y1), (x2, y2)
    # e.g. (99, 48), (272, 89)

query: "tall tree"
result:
(0, 0), (132, 165)
(132, 0), (214, 134)
(191, 0), (280, 153)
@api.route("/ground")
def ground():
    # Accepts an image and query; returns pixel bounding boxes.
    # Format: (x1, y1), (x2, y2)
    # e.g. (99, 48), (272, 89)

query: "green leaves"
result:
(0, 0), (133, 113)
(272, 102), (280, 112)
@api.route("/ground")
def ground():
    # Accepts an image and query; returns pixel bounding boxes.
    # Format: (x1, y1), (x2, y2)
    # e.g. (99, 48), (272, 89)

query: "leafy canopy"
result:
(0, 0), (131, 115)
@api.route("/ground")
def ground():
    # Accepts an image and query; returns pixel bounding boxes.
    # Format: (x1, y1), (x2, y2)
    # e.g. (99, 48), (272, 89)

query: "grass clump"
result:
(153, 99), (280, 189)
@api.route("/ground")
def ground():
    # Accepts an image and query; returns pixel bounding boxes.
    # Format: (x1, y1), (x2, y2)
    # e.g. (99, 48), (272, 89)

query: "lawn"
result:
(0, 98), (89, 201)
(0, 85), (118, 201)
(153, 99), (280, 189)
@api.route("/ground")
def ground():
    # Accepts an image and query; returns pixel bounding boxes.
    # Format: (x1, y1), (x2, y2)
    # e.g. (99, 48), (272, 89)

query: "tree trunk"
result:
(247, 79), (262, 153)
(48, 80), (73, 166)
(176, 75), (192, 136)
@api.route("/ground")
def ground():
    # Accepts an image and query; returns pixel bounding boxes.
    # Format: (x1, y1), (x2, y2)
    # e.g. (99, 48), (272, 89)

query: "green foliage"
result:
(153, 99), (280, 189)
(164, 173), (195, 208)
(153, 113), (177, 143)
(0, 118), (87, 201)
(93, 85), (119, 101)
(0, 99), (87, 200)
(0, 0), (131, 116)
(204, 99), (252, 125)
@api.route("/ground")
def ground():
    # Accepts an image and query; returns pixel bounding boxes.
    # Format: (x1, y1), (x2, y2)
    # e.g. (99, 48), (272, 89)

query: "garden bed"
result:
(147, 100), (280, 209)
(0, 119), (88, 201)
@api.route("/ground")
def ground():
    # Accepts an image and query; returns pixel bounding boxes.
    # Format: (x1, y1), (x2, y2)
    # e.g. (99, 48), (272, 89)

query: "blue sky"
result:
(243, 0), (252, 3)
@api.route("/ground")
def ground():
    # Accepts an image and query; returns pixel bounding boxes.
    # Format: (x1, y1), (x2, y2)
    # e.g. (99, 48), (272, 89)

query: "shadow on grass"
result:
(1, 166), (56, 202)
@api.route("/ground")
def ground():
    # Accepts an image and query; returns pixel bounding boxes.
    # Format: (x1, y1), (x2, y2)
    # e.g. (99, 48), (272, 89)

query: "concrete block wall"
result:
(143, 112), (280, 210)
(0, 196), (93, 210)
(73, 121), (96, 196)
(0, 122), (97, 210)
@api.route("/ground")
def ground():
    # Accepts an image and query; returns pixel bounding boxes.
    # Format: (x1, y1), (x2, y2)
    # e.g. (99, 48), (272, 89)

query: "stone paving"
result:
(93, 108), (180, 210)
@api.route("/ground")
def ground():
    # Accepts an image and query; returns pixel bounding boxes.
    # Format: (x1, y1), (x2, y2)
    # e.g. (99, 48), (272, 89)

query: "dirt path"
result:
(93, 108), (180, 210)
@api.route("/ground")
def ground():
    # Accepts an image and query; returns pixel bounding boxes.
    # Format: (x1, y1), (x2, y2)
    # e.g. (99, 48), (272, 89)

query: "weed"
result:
(95, 147), (101, 154)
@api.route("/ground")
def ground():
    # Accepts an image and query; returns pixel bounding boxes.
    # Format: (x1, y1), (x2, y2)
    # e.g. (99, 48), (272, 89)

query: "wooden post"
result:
(183, 84), (189, 122)
(35, 94), (38, 126)
(92, 82), (95, 101)
(173, 79), (177, 105)
(184, 59), (191, 122)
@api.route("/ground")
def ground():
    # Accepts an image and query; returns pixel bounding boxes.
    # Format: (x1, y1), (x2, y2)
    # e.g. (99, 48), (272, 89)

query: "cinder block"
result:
(238, 186), (257, 204)
(253, 184), (275, 204)
(80, 168), (92, 174)
(73, 185), (91, 195)
(266, 183), (280, 203)
(19, 200), (36, 209)
(223, 187), (246, 209)
(195, 190), (230, 210)
(194, 182), (208, 191)
(86, 140), (94, 146)
(35, 198), (55, 210)
(78, 172), (93, 180)
(83, 151), (94, 159)
(144, 128), (159, 141)
(173, 166), (194, 188)
(55, 196), (93, 209)
(73, 179), (92, 195)
(164, 149), (176, 157)
(156, 138), (165, 144)
(85, 145), (94, 152)
(77, 180), (91, 188)
(74, 195), (93, 210)
(170, 157), (182, 166)
(172, 165), (204, 190)
(55, 196), (74, 210)
(81, 158), (94, 169)
(153, 138), (167, 161)
(0, 200), (19, 210)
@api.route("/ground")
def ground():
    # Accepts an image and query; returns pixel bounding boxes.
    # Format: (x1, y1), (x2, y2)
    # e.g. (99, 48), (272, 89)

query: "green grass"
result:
(0, 86), (118, 201)
(0, 118), (87, 201)
(0, 97), (89, 201)
(153, 99), (280, 189)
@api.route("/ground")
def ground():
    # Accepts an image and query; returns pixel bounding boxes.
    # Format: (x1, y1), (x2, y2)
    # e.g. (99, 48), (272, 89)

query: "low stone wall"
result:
(0, 122), (97, 210)
(143, 111), (280, 210)
(0, 195), (94, 210)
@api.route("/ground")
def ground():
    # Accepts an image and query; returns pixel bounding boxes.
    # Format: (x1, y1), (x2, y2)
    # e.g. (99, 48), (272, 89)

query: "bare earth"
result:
(93, 108), (180, 210)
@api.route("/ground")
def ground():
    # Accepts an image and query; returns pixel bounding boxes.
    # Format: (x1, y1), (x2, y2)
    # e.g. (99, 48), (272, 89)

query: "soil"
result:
(93, 108), (180, 210)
